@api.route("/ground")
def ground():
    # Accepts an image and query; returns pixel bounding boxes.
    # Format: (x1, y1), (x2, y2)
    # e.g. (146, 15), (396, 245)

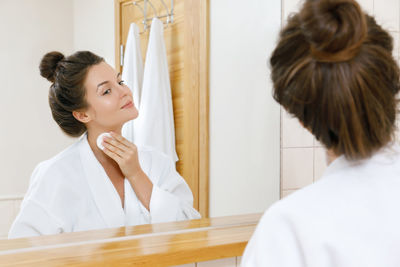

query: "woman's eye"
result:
(118, 80), (125, 85)
(103, 89), (111, 95)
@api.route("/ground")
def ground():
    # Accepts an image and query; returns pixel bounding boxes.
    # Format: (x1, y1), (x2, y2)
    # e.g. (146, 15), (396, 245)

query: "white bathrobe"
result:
(242, 143), (400, 267)
(8, 134), (200, 239)
(133, 18), (178, 162)
(122, 23), (143, 143)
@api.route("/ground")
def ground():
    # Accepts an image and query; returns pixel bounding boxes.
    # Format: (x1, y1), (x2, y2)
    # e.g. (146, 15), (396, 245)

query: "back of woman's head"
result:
(39, 51), (103, 137)
(271, 0), (400, 159)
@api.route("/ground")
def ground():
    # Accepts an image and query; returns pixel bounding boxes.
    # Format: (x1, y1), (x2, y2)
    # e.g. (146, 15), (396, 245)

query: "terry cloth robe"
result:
(242, 143), (400, 267)
(9, 134), (200, 239)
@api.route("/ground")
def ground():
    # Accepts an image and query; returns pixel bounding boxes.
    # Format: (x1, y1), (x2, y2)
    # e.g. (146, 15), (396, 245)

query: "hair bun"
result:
(39, 51), (65, 83)
(299, 0), (367, 62)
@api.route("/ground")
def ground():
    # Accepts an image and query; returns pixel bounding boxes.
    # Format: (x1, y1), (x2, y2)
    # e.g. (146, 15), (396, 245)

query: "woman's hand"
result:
(103, 132), (153, 210)
(102, 132), (142, 179)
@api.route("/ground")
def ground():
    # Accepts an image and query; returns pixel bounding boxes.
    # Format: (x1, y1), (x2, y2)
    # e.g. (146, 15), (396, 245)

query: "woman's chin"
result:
(132, 109), (139, 120)
(126, 110), (139, 121)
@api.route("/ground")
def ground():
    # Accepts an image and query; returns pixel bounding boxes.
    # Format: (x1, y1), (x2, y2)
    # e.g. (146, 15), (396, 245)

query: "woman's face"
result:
(82, 62), (138, 130)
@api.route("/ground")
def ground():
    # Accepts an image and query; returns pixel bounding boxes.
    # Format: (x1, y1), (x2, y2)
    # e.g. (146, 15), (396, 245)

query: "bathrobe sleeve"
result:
(8, 161), (67, 239)
(8, 199), (64, 239)
(8, 159), (79, 239)
(138, 150), (201, 223)
(241, 206), (306, 267)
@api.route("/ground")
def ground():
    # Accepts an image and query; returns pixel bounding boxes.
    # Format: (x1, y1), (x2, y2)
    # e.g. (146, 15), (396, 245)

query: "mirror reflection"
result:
(0, 0), (281, 239)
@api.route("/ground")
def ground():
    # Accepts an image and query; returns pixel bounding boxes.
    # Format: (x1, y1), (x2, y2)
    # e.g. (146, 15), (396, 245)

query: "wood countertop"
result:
(0, 213), (261, 266)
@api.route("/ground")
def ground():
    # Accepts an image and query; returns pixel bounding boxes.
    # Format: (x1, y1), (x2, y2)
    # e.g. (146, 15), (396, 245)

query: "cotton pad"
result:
(96, 132), (112, 150)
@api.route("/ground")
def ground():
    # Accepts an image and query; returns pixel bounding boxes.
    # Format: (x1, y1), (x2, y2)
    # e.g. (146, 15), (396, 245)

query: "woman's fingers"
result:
(110, 132), (134, 148)
(103, 146), (122, 164)
(101, 132), (142, 179)
(102, 132), (135, 150)
(103, 139), (125, 157)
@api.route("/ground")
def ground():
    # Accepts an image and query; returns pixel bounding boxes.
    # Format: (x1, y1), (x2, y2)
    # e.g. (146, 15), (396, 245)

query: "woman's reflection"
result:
(8, 51), (200, 239)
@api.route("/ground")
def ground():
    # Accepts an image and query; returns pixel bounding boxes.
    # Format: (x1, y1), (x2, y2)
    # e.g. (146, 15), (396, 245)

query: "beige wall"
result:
(209, 0), (281, 217)
(0, 0), (116, 239)
(280, 0), (400, 198)
(73, 0), (115, 67)
(0, 0), (75, 238)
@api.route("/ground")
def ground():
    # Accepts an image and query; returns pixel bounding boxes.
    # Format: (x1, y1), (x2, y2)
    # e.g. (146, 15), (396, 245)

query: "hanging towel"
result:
(134, 18), (179, 162)
(122, 23), (144, 143)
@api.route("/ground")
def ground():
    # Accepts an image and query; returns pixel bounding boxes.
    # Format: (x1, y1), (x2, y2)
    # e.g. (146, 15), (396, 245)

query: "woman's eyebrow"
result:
(97, 81), (109, 91)
(97, 73), (121, 91)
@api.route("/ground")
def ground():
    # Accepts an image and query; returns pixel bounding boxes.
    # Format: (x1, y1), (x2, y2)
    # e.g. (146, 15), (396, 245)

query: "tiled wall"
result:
(175, 257), (241, 267)
(280, 0), (400, 198)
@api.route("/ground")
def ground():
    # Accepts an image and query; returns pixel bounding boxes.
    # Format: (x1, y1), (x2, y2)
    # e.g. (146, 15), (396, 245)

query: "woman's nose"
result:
(118, 82), (131, 97)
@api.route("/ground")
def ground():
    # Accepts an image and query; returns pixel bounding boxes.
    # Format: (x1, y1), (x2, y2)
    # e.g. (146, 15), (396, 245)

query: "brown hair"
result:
(39, 51), (104, 137)
(271, 0), (400, 159)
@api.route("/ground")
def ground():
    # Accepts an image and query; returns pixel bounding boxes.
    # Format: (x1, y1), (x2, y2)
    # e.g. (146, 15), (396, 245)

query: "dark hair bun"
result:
(300, 0), (367, 62)
(39, 51), (65, 83)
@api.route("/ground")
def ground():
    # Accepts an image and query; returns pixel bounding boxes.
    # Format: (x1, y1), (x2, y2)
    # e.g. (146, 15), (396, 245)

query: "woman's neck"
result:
(86, 127), (122, 164)
(326, 149), (338, 165)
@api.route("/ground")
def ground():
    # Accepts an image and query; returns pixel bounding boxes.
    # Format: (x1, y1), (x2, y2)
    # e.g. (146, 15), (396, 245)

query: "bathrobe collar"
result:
(323, 142), (400, 178)
(78, 133), (126, 228)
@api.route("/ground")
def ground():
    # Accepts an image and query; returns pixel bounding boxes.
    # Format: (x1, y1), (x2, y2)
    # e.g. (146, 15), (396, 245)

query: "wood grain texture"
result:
(0, 214), (261, 251)
(183, 0), (200, 213)
(114, 0), (209, 217)
(199, 0), (210, 218)
(0, 214), (261, 266)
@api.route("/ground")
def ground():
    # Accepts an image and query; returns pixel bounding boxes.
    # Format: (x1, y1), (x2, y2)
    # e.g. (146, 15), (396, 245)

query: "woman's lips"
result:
(121, 101), (134, 109)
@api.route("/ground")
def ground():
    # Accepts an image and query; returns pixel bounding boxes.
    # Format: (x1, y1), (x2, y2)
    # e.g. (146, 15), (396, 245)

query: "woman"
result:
(8, 51), (200, 238)
(242, 0), (400, 266)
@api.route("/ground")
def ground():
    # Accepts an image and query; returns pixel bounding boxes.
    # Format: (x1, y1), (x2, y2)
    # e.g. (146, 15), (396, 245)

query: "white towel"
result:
(122, 23), (143, 143)
(134, 18), (178, 162)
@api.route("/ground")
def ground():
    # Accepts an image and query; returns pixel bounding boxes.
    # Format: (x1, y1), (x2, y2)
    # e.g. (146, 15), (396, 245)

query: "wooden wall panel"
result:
(115, 0), (209, 217)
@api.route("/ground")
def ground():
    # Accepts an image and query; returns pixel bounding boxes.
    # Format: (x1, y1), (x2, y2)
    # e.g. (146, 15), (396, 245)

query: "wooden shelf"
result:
(0, 214), (261, 266)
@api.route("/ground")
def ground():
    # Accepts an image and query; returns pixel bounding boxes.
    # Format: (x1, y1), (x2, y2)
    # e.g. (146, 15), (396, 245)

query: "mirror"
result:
(0, 0), (281, 240)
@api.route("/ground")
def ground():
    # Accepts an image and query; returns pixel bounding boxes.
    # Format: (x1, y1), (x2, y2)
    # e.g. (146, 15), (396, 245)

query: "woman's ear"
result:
(72, 110), (91, 123)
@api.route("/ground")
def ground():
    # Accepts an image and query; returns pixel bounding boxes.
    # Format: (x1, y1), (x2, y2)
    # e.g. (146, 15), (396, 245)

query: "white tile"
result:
(236, 257), (242, 267)
(374, 0), (400, 32)
(283, 0), (304, 25)
(197, 257), (236, 267)
(283, 0), (375, 24)
(395, 116), (400, 144)
(390, 31), (400, 61)
(357, 0), (374, 15)
(281, 189), (297, 199)
(0, 200), (15, 237)
(282, 110), (314, 148)
(282, 148), (314, 190)
(313, 138), (324, 147)
(173, 264), (195, 267)
(314, 147), (329, 181)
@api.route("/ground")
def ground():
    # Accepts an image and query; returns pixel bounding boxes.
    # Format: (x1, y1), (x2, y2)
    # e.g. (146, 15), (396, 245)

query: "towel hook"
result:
(158, 0), (170, 23)
(146, 0), (158, 18)
(169, 0), (174, 23)
(132, 1), (148, 31)
(131, 0), (174, 33)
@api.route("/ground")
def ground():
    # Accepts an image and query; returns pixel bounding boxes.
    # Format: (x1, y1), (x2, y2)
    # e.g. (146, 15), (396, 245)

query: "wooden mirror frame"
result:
(114, 0), (209, 217)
